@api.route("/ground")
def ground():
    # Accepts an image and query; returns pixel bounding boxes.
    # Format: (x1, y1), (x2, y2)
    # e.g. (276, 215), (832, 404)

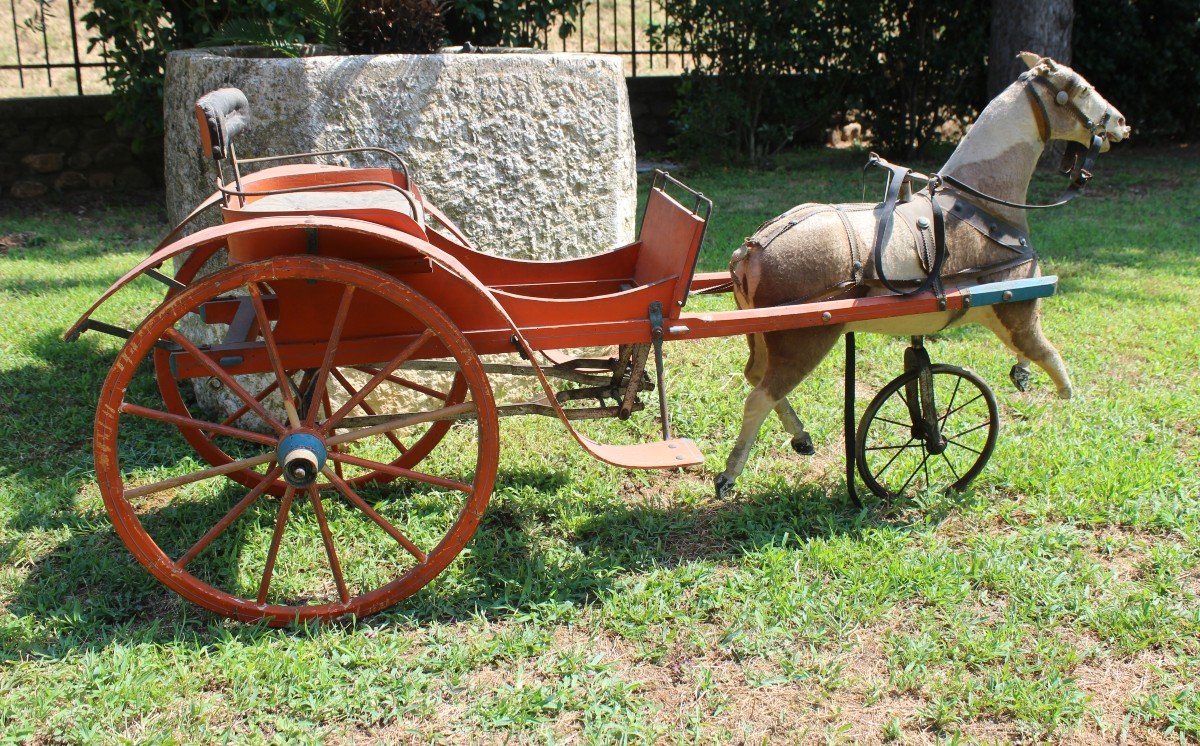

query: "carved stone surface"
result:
(163, 47), (637, 259)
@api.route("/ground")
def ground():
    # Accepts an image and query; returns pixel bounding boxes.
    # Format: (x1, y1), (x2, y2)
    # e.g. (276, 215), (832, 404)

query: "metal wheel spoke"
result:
(875, 437), (915, 478)
(940, 376), (963, 425)
(328, 451), (471, 493)
(874, 415), (914, 429)
(898, 448), (927, 494)
(218, 379), (280, 427)
(176, 464), (283, 568)
(123, 451), (277, 500)
(327, 401), (477, 446)
(946, 420), (992, 441)
(257, 486), (296, 604)
(249, 284), (301, 428)
(940, 451), (962, 483)
(121, 402), (276, 447)
(164, 327), (286, 434)
(865, 441), (924, 452)
(308, 485), (350, 604)
(940, 392), (984, 423)
(304, 286), (356, 427)
(352, 365), (449, 401)
(324, 329), (435, 431)
(331, 369), (408, 454)
(946, 437), (983, 455)
(324, 468), (428, 563)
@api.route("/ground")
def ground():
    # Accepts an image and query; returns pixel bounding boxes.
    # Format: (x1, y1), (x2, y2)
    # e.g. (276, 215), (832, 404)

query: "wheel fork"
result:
(904, 337), (947, 454)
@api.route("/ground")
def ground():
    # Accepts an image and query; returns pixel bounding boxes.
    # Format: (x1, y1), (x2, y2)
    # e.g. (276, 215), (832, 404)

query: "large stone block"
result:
(164, 47), (637, 260)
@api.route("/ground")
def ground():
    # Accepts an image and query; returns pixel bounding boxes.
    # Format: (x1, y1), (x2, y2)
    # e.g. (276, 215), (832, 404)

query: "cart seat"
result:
(239, 188), (417, 218)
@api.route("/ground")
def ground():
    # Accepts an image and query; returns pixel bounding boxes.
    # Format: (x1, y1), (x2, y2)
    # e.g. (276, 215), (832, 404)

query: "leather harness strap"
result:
(869, 157), (948, 300)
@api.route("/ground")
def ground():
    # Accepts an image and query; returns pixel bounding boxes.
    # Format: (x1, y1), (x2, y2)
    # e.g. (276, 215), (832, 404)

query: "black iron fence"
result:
(2, 0), (687, 97)
(534, 0), (690, 77)
(3, 0), (108, 95)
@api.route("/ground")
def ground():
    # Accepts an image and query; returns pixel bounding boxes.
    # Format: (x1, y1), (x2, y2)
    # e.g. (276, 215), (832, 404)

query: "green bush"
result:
(654, 0), (865, 162)
(84, 0), (578, 151)
(82, 0), (292, 151)
(1073, 0), (1200, 138)
(654, 0), (988, 161)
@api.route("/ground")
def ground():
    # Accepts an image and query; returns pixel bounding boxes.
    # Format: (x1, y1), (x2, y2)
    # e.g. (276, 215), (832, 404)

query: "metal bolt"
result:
(916, 217), (930, 229)
(207, 377), (223, 391)
(821, 311), (832, 322)
(1002, 290), (1013, 301)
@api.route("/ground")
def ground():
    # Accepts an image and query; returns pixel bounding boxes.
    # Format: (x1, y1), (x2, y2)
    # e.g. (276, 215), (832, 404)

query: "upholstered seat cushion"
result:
(242, 189), (416, 218)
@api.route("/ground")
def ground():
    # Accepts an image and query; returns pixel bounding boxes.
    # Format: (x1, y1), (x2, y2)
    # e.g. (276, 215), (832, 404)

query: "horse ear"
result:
(1017, 51), (1041, 69)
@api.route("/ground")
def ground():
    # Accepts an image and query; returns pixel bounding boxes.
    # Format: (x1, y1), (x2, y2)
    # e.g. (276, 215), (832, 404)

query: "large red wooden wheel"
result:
(96, 256), (499, 624)
(153, 245), (468, 496)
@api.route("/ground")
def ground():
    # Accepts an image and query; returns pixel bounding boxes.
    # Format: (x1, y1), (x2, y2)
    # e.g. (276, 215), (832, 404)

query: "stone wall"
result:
(0, 77), (680, 202)
(0, 95), (162, 200)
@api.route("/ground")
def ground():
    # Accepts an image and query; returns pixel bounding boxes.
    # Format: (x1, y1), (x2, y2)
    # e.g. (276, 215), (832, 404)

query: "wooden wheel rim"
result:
(95, 256), (499, 624)
(153, 246), (467, 496)
(855, 364), (999, 500)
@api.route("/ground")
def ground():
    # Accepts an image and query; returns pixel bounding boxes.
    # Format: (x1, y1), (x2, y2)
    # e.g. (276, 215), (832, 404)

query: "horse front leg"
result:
(716, 386), (779, 498)
(984, 302), (1073, 399)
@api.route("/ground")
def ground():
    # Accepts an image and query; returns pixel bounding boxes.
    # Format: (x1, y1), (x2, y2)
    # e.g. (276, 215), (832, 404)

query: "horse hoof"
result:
(714, 473), (735, 499)
(1009, 364), (1031, 392)
(791, 434), (816, 456)
(1057, 386), (1073, 400)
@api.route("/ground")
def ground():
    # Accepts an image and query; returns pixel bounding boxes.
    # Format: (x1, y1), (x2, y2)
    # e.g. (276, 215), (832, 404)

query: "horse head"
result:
(1017, 52), (1131, 152)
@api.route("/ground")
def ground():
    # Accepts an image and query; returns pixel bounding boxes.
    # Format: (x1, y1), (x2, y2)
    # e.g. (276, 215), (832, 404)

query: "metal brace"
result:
(649, 301), (670, 439)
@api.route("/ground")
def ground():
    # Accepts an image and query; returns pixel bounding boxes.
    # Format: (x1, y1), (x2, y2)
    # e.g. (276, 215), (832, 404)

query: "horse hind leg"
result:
(744, 332), (815, 455)
(984, 302), (1073, 399)
(716, 328), (840, 498)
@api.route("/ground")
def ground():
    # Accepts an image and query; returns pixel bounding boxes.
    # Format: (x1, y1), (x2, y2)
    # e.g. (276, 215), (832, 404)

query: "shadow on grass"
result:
(4, 447), (959, 663)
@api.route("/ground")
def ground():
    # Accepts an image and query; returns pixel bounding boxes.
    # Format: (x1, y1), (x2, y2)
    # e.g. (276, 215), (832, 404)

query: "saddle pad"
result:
(243, 189), (416, 218)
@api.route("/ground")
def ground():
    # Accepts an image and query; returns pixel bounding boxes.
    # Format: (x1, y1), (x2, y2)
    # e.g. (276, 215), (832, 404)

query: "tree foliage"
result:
(654, 0), (988, 161)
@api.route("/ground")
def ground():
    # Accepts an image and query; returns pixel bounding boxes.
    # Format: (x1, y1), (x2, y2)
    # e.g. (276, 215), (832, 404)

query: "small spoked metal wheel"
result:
(95, 256), (498, 625)
(855, 364), (999, 500)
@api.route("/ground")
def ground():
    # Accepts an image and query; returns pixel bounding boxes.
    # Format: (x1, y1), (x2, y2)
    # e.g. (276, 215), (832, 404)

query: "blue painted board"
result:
(967, 276), (1058, 308)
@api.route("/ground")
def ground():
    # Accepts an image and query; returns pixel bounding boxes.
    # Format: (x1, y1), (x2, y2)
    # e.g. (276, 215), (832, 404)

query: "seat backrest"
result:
(632, 179), (709, 315)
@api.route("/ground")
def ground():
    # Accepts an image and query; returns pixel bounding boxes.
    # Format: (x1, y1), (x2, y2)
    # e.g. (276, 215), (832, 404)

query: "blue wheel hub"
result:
(277, 432), (327, 488)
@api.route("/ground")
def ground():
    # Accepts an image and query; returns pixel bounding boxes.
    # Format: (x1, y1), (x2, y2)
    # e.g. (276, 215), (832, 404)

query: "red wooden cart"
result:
(67, 89), (1057, 624)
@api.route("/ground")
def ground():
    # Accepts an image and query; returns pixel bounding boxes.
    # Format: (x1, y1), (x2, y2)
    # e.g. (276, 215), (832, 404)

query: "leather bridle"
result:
(938, 68), (1113, 210)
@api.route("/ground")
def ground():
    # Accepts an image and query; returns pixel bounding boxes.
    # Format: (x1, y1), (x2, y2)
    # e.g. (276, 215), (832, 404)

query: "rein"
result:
(937, 70), (1110, 210)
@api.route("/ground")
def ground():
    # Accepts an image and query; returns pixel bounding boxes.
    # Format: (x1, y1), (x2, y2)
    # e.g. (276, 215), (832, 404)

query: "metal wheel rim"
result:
(855, 363), (999, 501)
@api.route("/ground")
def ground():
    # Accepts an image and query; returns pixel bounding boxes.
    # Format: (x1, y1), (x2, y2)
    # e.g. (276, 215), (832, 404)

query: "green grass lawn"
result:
(1, 145), (1198, 744)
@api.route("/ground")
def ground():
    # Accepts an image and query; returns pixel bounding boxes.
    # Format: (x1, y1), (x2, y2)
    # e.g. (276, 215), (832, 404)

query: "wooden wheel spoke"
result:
(331, 369), (408, 454)
(352, 366), (448, 401)
(308, 485), (350, 604)
(303, 286), (356, 428)
(328, 451), (471, 493)
(257, 486), (296, 604)
(324, 330), (435, 431)
(219, 379), (280, 428)
(323, 468), (427, 563)
(164, 327), (286, 434)
(327, 401), (476, 446)
(121, 402), (277, 446)
(123, 451), (277, 500)
(249, 284), (301, 428)
(176, 464), (283, 568)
